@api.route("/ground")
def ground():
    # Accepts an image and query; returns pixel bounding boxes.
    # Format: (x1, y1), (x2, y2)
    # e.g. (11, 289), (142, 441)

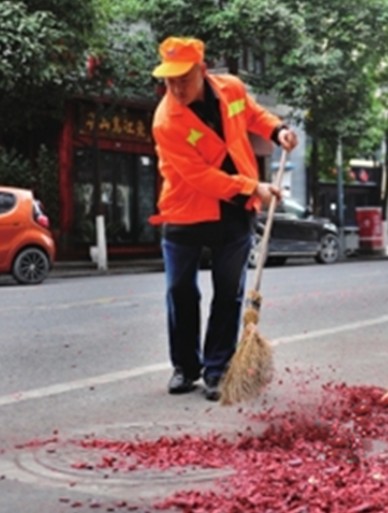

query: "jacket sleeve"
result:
(153, 124), (257, 200)
(244, 91), (282, 140)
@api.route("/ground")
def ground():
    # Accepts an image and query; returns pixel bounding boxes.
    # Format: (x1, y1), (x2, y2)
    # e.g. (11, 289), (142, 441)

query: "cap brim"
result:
(152, 61), (196, 78)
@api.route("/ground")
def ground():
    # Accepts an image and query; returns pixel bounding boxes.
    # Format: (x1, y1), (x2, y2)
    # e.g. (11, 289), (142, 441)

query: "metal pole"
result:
(381, 127), (387, 254)
(336, 138), (345, 259)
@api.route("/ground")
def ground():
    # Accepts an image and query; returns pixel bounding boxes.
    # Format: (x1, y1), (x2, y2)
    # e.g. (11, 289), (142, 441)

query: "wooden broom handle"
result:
(252, 149), (288, 292)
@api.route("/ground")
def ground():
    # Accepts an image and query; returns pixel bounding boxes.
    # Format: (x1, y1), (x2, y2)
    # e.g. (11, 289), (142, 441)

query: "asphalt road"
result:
(0, 259), (387, 512)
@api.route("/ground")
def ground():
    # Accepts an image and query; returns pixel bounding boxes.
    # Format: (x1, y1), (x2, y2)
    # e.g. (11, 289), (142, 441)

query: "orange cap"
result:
(152, 37), (205, 78)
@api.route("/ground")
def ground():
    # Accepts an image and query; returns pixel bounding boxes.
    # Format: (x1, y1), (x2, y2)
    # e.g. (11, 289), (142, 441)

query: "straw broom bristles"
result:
(220, 150), (287, 406)
(220, 290), (274, 405)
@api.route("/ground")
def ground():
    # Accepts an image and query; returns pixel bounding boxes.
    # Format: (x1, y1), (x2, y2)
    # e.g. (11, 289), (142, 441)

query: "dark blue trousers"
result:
(161, 223), (251, 381)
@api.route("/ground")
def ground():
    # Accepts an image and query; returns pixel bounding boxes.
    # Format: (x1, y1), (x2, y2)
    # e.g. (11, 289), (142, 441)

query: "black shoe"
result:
(204, 375), (221, 401)
(168, 368), (197, 394)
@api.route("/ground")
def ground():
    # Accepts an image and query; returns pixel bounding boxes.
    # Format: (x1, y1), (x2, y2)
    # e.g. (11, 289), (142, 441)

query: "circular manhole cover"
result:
(6, 421), (238, 503)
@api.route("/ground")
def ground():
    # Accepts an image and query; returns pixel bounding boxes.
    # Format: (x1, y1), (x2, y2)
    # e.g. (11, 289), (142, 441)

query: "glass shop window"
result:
(73, 149), (157, 245)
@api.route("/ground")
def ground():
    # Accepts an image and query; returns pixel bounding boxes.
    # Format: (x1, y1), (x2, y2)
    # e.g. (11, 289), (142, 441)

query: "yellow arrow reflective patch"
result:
(187, 128), (204, 146)
(228, 98), (246, 117)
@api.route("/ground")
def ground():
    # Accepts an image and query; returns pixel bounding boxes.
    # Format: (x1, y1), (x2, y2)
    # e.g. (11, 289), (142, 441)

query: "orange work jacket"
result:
(149, 73), (281, 225)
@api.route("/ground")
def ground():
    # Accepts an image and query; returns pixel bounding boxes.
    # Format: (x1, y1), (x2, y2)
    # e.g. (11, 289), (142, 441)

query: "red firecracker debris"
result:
(66, 384), (388, 512)
(25, 384), (388, 512)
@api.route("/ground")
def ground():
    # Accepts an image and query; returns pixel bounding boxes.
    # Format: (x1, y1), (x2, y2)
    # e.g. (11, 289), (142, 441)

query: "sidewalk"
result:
(51, 249), (387, 279)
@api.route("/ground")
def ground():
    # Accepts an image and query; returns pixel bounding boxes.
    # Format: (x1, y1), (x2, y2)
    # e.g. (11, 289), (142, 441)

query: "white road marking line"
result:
(0, 363), (169, 407)
(1, 314), (387, 408)
(0, 296), (131, 312)
(272, 314), (388, 346)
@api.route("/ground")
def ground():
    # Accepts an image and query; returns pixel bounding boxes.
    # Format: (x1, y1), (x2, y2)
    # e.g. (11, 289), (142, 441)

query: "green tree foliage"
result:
(277, 0), (388, 189)
(1, 2), (60, 91)
(280, 0), (388, 130)
(0, 147), (32, 187)
(134, 0), (303, 75)
(0, 144), (59, 227)
(71, 0), (158, 101)
(74, 27), (157, 101)
(0, 0), (97, 142)
(0, 0), (96, 88)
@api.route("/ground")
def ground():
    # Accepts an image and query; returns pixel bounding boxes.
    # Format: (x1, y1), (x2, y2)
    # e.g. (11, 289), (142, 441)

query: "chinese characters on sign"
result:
(76, 102), (152, 143)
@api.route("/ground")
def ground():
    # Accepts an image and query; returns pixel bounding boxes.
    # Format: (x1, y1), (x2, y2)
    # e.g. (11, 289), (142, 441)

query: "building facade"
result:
(58, 98), (160, 259)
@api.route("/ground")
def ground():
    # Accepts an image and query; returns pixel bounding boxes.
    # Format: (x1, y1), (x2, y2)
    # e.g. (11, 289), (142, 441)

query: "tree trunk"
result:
(226, 56), (239, 75)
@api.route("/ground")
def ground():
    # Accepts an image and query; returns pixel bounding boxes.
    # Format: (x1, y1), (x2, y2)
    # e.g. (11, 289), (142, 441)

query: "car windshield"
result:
(279, 198), (308, 219)
(261, 197), (308, 219)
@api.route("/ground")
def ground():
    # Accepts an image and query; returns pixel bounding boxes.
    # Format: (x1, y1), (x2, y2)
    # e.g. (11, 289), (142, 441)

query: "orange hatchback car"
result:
(0, 186), (56, 284)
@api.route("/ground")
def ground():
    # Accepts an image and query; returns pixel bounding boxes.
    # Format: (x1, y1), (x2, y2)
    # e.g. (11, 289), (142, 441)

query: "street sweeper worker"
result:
(149, 36), (298, 401)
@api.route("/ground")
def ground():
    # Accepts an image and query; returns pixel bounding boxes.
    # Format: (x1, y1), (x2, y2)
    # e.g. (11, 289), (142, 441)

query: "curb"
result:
(50, 252), (387, 279)
(51, 259), (165, 279)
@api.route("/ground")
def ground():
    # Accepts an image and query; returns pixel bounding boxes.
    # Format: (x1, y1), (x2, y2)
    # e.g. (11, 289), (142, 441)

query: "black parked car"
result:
(249, 196), (340, 267)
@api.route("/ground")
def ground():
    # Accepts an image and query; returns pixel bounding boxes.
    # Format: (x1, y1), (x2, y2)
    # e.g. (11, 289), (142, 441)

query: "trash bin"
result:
(355, 207), (384, 252)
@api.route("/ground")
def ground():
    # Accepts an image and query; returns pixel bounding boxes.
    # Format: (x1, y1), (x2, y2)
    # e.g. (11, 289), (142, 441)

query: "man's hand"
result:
(254, 182), (282, 206)
(278, 128), (298, 152)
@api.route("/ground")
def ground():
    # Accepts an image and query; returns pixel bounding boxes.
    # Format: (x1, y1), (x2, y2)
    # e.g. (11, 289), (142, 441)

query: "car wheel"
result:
(315, 233), (340, 264)
(12, 247), (50, 284)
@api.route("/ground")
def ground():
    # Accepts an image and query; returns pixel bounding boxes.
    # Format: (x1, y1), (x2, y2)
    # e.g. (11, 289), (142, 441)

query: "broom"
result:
(220, 149), (288, 406)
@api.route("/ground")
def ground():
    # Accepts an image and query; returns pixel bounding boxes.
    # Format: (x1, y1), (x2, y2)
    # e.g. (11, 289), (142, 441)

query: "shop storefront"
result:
(318, 160), (385, 227)
(58, 98), (160, 260)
